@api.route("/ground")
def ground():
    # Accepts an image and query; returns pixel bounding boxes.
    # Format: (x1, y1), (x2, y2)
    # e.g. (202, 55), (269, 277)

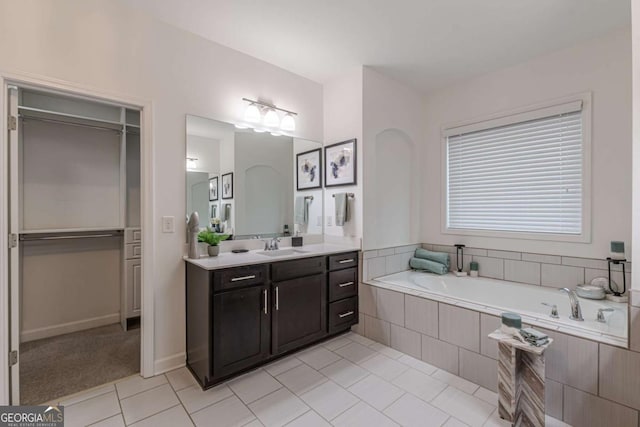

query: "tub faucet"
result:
(560, 288), (584, 321)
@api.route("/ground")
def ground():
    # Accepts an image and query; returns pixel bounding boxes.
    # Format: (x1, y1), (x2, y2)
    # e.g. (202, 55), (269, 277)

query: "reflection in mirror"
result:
(186, 115), (323, 240)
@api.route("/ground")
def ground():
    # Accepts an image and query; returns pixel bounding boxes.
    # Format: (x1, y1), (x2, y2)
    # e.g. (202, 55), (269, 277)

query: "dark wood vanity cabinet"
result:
(185, 251), (359, 389)
(272, 257), (326, 355)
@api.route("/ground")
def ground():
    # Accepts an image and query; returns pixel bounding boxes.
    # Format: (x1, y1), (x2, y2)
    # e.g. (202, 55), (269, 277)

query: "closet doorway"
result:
(5, 84), (146, 405)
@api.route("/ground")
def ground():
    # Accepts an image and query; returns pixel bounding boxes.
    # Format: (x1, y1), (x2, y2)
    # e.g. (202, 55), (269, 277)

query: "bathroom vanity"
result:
(184, 245), (359, 388)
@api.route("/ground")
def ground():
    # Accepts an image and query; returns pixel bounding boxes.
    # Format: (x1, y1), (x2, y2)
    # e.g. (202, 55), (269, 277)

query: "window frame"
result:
(440, 92), (592, 243)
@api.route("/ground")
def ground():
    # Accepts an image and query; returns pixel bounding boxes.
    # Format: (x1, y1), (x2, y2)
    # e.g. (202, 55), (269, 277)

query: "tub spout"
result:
(560, 288), (584, 321)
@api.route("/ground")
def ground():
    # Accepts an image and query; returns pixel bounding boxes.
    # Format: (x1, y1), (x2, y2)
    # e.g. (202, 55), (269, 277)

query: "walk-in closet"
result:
(7, 86), (142, 404)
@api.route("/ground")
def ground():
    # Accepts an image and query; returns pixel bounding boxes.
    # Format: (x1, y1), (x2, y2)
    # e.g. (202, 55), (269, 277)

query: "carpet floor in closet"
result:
(20, 323), (140, 405)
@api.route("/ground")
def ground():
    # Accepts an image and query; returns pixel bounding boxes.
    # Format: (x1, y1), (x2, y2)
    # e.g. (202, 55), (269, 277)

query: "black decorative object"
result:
(606, 257), (627, 296)
(296, 148), (322, 190)
(221, 172), (233, 199)
(325, 139), (357, 187)
(454, 244), (465, 273)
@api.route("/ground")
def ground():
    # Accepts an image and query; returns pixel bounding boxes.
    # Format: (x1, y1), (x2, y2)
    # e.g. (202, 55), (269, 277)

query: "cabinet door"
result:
(272, 273), (327, 355)
(212, 284), (270, 379)
(125, 258), (142, 317)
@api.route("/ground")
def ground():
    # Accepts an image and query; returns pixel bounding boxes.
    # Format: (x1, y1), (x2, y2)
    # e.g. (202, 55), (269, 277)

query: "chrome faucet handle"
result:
(597, 308), (614, 323)
(541, 302), (559, 319)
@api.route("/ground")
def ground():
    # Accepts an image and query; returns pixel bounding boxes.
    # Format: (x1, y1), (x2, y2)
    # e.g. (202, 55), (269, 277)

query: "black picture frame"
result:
(324, 139), (357, 188)
(209, 176), (219, 201)
(221, 172), (234, 199)
(296, 148), (322, 191)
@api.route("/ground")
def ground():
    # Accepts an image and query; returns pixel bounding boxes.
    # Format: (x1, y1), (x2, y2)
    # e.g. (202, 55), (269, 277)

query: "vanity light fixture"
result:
(241, 98), (297, 133)
(186, 157), (198, 170)
(281, 113), (296, 132)
(263, 108), (280, 128)
(243, 102), (262, 124)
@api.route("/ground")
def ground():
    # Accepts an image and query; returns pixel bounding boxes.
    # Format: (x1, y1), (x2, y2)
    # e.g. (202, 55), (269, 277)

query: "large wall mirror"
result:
(186, 115), (324, 240)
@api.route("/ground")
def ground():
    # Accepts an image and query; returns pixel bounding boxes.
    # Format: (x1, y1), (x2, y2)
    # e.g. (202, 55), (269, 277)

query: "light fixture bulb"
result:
(244, 103), (261, 123)
(280, 113), (296, 132)
(186, 157), (198, 170)
(263, 108), (280, 128)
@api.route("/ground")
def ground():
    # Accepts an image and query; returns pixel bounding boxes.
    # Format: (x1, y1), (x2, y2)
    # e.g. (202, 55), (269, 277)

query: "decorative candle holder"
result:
(606, 257), (628, 302)
(454, 244), (467, 277)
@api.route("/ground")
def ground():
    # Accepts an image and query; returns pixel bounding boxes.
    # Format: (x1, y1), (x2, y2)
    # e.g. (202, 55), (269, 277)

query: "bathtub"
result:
(370, 270), (628, 347)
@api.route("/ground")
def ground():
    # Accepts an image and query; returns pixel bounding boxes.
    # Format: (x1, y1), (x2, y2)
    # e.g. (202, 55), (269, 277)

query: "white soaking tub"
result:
(370, 270), (628, 347)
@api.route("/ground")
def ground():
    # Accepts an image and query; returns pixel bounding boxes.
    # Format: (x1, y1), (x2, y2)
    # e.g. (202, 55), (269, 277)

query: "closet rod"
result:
(20, 115), (123, 133)
(20, 230), (124, 241)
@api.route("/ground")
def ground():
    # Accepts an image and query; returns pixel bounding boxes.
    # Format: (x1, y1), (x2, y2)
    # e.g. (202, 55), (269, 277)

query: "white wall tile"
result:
(390, 324), (421, 359)
(631, 307), (640, 353)
(464, 248), (488, 257)
(472, 256), (504, 280)
(439, 304), (480, 352)
(563, 385), (638, 427)
(386, 252), (413, 274)
(458, 349), (497, 392)
(546, 379), (563, 420)
(541, 264), (584, 289)
(487, 250), (521, 260)
(364, 315), (391, 346)
(479, 314), (501, 360)
(504, 259), (541, 285)
(363, 250), (379, 259)
(404, 295), (438, 337)
(561, 256), (609, 270)
(376, 288), (405, 326)
(542, 329), (598, 394)
(366, 257), (387, 280)
(599, 344), (640, 411)
(359, 283), (377, 317)
(421, 334), (459, 375)
(522, 253), (562, 264)
(378, 248), (395, 257)
(395, 244), (420, 254)
(432, 244), (457, 254)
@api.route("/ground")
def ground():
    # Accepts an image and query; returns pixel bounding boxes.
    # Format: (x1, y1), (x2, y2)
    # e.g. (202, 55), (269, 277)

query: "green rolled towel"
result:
(414, 248), (450, 269)
(410, 257), (449, 275)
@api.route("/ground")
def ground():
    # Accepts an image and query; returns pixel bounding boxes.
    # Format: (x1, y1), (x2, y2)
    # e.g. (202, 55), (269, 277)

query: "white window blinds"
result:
(446, 104), (584, 235)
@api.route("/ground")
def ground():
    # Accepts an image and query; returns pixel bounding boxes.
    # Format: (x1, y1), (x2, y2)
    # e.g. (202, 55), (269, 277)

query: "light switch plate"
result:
(162, 216), (175, 233)
(327, 216), (333, 226)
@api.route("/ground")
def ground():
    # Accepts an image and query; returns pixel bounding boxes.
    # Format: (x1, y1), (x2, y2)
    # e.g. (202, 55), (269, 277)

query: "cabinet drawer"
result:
(125, 243), (142, 259)
(328, 252), (358, 271)
(125, 228), (142, 244)
(272, 256), (324, 282)
(214, 265), (268, 292)
(329, 268), (357, 302)
(328, 296), (358, 334)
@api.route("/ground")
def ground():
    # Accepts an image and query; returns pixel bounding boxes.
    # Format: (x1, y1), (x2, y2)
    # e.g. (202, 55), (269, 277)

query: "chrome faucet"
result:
(560, 288), (583, 321)
(263, 237), (281, 251)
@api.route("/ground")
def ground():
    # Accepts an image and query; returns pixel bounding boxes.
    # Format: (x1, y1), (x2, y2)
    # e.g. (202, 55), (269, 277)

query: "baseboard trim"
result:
(21, 313), (120, 342)
(154, 352), (186, 376)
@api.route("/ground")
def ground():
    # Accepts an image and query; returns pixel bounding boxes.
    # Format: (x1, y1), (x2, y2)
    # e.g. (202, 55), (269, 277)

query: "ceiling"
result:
(130, 0), (630, 93)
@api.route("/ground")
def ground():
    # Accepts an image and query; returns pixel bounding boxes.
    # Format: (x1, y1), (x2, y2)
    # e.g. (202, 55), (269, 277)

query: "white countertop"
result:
(184, 243), (360, 270)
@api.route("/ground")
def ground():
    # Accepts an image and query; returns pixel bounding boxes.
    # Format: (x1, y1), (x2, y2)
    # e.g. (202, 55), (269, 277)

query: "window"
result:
(444, 96), (590, 241)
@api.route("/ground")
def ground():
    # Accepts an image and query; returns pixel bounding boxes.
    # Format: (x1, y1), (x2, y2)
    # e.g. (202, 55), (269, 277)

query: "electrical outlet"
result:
(327, 216), (333, 226)
(162, 216), (175, 233)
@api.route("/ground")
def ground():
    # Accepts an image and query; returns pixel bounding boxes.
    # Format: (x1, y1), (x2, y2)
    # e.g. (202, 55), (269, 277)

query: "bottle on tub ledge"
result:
(470, 261), (479, 277)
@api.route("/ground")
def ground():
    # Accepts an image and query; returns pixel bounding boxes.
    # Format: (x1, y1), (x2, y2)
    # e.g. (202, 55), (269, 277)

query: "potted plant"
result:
(197, 227), (229, 257)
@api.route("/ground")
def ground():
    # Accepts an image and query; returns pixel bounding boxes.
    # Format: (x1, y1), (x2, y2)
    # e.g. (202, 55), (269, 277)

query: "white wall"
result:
(422, 28), (632, 259)
(362, 67), (424, 250)
(293, 138), (324, 235)
(0, 0), (323, 372)
(323, 67), (363, 241)
(633, 1), (640, 293)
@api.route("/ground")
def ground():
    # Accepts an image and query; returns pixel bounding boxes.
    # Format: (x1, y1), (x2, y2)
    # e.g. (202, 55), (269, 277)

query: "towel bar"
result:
(332, 193), (355, 198)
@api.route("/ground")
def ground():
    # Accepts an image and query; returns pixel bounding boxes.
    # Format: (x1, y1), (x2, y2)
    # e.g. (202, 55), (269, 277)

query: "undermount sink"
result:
(257, 249), (308, 257)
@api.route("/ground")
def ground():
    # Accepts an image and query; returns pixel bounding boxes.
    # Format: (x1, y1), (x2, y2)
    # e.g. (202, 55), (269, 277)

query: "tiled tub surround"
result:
(374, 270), (627, 347)
(357, 245), (640, 426)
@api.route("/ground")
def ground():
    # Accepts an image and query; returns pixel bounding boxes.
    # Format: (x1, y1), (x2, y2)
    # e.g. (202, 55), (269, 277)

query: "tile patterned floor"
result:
(52, 332), (572, 427)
